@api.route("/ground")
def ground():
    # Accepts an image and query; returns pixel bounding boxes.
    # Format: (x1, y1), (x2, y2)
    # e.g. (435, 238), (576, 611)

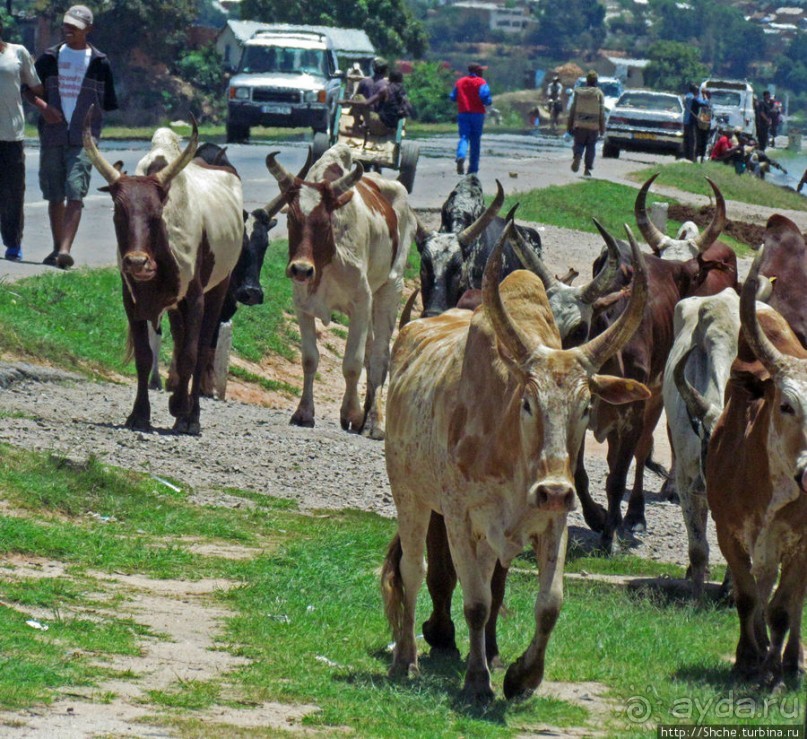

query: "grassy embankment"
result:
(1, 446), (804, 736)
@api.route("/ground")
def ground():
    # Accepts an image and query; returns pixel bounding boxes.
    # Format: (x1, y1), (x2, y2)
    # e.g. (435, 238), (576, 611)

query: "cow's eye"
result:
(522, 397), (532, 415)
(582, 402), (592, 417)
(780, 402), (795, 415)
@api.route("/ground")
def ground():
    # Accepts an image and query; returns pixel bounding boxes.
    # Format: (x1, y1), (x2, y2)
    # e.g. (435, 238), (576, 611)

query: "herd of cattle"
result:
(80, 111), (805, 705)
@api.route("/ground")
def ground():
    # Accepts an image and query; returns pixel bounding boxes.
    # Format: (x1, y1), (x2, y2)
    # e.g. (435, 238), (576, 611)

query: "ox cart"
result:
(314, 104), (419, 193)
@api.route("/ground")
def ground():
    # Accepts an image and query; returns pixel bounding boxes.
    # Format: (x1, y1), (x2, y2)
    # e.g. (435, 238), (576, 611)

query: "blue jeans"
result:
(456, 113), (485, 173)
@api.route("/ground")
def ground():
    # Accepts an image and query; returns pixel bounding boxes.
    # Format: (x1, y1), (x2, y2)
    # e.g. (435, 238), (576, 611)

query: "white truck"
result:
(226, 24), (375, 147)
(700, 78), (756, 137)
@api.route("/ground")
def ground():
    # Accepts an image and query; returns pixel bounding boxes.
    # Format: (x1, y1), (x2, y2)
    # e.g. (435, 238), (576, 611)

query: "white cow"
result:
(265, 143), (415, 439)
(382, 223), (650, 703)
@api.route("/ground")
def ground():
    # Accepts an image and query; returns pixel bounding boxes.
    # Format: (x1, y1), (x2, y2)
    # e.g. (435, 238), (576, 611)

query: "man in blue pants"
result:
(450, 63), (492, 175)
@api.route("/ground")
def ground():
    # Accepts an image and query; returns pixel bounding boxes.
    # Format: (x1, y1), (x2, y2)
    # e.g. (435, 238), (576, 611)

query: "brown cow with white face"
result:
(382, 223), (650, 703)
(707, 246), (807, 686)
(84, 117), (243, 434)
(266, 143), (415, 439)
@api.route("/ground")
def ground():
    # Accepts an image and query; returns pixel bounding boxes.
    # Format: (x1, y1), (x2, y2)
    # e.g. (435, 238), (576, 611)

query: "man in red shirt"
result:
(450, 63), (492, 175)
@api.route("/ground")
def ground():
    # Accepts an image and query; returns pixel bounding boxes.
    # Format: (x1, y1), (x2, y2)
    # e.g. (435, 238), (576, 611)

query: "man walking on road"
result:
(0, 17), (48, 262)
(567, 69), (605, 177)
(34, 5), (117, 269)
(450, 62), (492, 175)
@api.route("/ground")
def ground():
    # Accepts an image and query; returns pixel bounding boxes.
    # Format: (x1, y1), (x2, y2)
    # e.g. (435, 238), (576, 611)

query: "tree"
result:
(643, 40), (706, 92)
(534, 0), (606, 57)
(775, 33), (807, 94)
(404, 61), (455, 123)
(240, 0), (427, 59)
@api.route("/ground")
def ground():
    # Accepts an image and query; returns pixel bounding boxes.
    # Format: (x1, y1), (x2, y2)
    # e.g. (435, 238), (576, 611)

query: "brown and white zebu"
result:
(83, 117), (243, 434)
(381, 222), (650, 702)
(707, 246), (807, 686)
(265, 143), (415, 439)
(574, 180), (738, 551)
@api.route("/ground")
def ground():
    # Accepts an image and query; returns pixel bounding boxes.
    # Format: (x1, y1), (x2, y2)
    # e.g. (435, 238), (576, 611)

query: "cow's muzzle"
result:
(235, 284), (264, 306)
(287, 260), (315, 283)
(529, 480), (576, 512)
(122, 252), (157, 282)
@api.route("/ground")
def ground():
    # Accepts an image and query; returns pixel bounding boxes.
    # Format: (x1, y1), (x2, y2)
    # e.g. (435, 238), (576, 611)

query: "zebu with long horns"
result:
(83, 114), (244, 434)
(266, 143), (415, 439)
(382, 222), (651, 703)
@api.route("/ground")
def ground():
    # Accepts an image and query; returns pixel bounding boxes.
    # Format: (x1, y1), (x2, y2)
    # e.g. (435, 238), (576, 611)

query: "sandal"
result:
(56, 253), (74, 269)
(43, 251), (59, 266)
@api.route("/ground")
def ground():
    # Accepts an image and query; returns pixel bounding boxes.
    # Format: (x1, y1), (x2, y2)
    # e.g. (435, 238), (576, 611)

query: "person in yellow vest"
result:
(567, 69), (605, 177)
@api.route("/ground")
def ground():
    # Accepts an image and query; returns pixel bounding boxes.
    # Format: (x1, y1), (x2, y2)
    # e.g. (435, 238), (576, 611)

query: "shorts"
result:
(39, 145), (92, 202)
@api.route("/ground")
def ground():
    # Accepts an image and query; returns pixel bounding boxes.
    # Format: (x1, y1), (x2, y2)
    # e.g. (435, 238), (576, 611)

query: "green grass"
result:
(628, 160), (807, 212)
(0, 445), (803, 735)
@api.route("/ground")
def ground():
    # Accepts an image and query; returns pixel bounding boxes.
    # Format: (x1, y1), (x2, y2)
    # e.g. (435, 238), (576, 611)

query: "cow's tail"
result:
(398, 288), (419, 330)
(381, 533), (405, 637)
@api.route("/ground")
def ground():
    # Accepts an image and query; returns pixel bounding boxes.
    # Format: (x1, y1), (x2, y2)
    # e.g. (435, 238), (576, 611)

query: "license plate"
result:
(262, 104), (292, 115)
(634, 132), (656, 140)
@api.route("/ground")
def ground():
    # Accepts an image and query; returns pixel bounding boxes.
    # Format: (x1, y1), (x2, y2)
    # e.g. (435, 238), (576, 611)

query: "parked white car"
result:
(574, 76), (624, 118)
(602, 89), (685, 159)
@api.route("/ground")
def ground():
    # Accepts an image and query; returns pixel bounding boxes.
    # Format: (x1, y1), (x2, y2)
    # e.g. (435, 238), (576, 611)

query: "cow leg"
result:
(624, 394), (663, 533)
(423, 512), (460, 657)
(486, 562), (508, 668)
(780, 560), (806, 678)
(361, 281), (400, 440)
(504, 518), (568, 700)
(291, 311), (318, 427)
(718, 531), (765, 679)
(680, 481), (710, 599)
(340, 296), (370, 433)
(166, 282), (205, 434)
(125, 317), (153, 431)
(444, 519), (497, 703)
(601, 421), (639, 553)
(573, 438), (607, 532)
(147, 321), (163, 391)
(387, 505), (430, 677)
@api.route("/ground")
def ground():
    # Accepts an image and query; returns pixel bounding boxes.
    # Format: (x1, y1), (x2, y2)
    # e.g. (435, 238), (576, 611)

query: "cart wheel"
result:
(397, 140), (419, 194)
(312, 132), (330, 161)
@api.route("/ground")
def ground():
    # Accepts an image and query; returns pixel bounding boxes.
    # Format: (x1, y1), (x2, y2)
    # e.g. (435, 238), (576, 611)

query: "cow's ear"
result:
(589, 375), (651, 405)
(334, 191), (354, 209)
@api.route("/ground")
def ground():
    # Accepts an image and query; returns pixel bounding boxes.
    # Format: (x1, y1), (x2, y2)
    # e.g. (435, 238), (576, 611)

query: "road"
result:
(1, 130), (680, 280)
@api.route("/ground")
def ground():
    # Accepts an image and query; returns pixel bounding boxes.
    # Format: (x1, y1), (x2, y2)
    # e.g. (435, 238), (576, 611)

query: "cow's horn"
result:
(265, 151), (297, 193)
(691, 178), (726, 253)
(580, 225), (647, 369)
(740, 246), (786, 375)
(509, 222), (557, 289)
(155, 115), (199, 187)
(83, 106), (121, 185)
(399, 288), (420, 330)
(674, 346), (714, 423)
(579, 219), (621, 304)
(483, 219), (531, 365)
(262, 148), (315, 217)
(634, 173), (668, 254)
(331, 162), (364, 198)
(457, 180), (505, 248)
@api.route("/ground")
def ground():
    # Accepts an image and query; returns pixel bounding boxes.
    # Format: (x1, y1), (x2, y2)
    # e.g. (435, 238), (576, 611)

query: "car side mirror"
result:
(331, 70), (346, 80)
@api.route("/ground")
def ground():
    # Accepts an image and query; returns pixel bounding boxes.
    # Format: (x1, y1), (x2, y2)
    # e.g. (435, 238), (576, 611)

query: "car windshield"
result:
(707, 90), (742, 107)
(240, 46), (327, 76)
(600, 82), (622, 97)
(617, 93), (681, 113)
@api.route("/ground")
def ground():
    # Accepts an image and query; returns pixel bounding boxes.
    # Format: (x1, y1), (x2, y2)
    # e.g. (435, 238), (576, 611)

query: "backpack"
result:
(378, 83), (412, 129)
(696, 104), (712, 131)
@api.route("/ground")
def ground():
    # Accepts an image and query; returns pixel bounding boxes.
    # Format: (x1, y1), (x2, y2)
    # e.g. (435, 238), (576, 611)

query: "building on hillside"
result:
(215, 20), (375, 72)
(447, 1), (531, 33)
(605, 55), (649, 88)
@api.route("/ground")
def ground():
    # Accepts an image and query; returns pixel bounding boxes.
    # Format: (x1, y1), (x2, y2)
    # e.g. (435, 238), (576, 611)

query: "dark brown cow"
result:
(84, 117), (244, 434)
(707, 242), (807, 686)
(576, 223), (738, 551)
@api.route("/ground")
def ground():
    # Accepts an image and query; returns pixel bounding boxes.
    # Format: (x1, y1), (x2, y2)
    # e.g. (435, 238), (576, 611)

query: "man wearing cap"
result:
(450, 62), (492, 175)
(32, 5), (117, 269)
(566, 70), (605, 177)
(356, 57), (388, 103)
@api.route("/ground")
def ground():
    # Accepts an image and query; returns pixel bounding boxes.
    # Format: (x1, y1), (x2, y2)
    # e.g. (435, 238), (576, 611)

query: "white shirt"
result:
(58, 44), (91, 127)
(0, 42), (40, 141)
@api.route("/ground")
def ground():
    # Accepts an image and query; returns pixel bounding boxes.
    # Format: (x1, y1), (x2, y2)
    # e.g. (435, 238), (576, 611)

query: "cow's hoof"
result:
(125, 415), (151, 432)
(148, 378), (162, 391)
(173, 418), (201, 436)
(460, 674), (495, 705)
(290, 413), (315, 428)
(168, 393), (189, 418)
(388, 660), (418, 679)
(423, 618), (459, 658)
(361, 424), (385, 441)
(624, 512), (646, 533)
(581, 502), (607, 533)
(503, 657), (541, 701)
